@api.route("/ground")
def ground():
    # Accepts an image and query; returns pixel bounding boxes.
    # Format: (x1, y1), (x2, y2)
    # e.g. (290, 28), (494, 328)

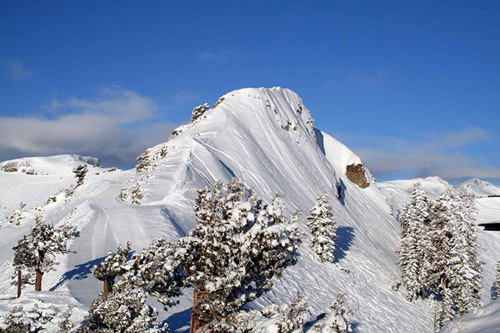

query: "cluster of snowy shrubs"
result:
(5, 178), (349, 332)
(396, 183), (486, 331)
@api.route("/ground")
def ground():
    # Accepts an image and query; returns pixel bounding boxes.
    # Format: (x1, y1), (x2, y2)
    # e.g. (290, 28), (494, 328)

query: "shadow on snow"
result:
(333, 226), (355, 264)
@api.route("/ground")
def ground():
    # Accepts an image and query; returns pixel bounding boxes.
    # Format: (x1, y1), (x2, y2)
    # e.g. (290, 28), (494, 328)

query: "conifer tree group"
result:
(9, 178), (354, 332)
(177, 179), (302, 329)
(396, 184), (482, 330)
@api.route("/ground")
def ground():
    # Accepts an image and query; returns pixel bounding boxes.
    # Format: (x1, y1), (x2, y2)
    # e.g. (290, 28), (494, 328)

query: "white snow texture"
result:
(1, 87), (499, 332)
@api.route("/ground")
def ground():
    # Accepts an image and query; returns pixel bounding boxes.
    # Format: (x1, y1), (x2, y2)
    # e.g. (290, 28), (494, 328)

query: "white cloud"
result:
(0, 87), (177, 167)
(341, 127), (499, 180)
(5, 59), (33, 81)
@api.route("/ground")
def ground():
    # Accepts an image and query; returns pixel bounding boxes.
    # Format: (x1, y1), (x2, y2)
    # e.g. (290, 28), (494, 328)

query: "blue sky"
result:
(1, 1), (499, 183)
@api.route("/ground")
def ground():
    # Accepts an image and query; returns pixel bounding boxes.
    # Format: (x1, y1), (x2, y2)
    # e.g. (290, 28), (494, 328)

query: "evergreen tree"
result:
(119, 239), (187, 307)
(445, 190), (482, 315)
(257, 292), (309, 333)
(190, 103), (209, 123)
(493, 261), (500, 300)
(80, 288), (166, 332)
(0, 306), (31, 333)
(12, 217), (79, 292)
(73, 164), (88, 187)
(424, 189), (454, 296)
(177, 178), (301, 330)
(434, 287), (456, 331)
(93, 242), (131, 298)
(307, 293), (353, 333)
(307, 195), (338, 263)
(396, 182), (431, 301)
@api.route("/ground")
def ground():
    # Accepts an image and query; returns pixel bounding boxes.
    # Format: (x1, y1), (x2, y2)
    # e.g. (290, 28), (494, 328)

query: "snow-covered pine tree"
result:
(73, 164), (88, 187)
(58, 306), (75, 333)
(445, 189), (482, 315)
(434, 287), (456, 331)
(177, 179), (301, 330)
(81, 288), (166, 332)
(396, 182), (431, 301)
(307, 195), (338, 263)
(190, 103), (209, 123)
(119, 238), (187, 307)
(12, 217), (79, 292)
(424, 189), (454, 296)
(306, 293), (353, 333)
(494, 261), (500, 300)
(282, 292), (309, 332)
(255, 292), (309, 333)
(92, 242), (131, 298)
(0, 306), (31, 332)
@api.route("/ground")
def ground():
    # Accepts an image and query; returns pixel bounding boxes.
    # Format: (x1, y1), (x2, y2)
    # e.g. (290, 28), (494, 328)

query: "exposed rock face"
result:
(346, 163), (370, 188)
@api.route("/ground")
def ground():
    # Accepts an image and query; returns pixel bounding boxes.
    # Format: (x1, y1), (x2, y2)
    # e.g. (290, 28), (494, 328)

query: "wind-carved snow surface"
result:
(0, 87), (497, 332)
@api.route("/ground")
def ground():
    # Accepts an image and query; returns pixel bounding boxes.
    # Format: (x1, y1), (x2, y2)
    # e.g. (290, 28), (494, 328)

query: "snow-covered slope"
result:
(442, 299), (500, 333)
(118, 87), (430, 332)
(0, 155), (104, 228)
(456, 178), (500, 197)
(1, 87), (498, 332)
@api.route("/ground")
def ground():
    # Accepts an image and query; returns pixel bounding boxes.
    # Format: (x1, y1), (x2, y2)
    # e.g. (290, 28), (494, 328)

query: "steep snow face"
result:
(121, 87), (431, 332)
(456, 178), (500, 197)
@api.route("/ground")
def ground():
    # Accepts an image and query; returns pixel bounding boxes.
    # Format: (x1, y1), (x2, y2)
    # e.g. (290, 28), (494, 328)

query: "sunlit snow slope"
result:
(119, 87), (431, 332)
(2, 87), (497, 332)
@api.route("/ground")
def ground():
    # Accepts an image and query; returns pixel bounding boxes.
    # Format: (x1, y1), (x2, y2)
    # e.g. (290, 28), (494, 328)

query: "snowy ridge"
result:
(1, 87), (498, 332)
(0, 155), (106, 229)
(456, 178), (500, 197)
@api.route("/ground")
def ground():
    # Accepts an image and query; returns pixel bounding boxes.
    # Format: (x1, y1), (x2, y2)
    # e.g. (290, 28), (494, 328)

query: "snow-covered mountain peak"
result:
(456, 178), (500, 196)
(121, 86), (376, 207)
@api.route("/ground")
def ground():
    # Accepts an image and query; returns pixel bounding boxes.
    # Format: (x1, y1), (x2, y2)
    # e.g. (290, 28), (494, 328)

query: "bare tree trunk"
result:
(17, 270), (22, 298)
(35, 271), (42, 291)
(190, 288), (198, 333)
(104, 280), (109, 299)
